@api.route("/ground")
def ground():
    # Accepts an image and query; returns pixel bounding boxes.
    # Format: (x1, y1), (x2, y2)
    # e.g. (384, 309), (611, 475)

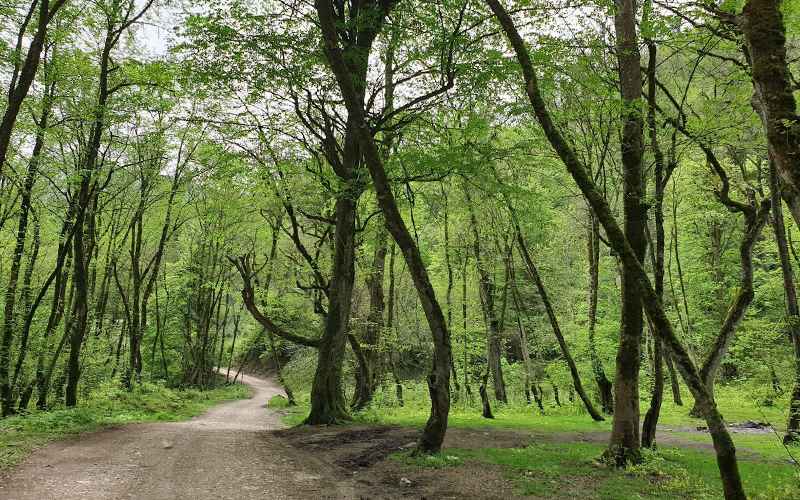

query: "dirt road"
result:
(0, 374), (356, 500)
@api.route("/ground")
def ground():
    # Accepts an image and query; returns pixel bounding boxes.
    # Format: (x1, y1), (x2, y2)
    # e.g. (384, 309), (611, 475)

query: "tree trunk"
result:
(604, 0), (648, 464)
(464, 186), (507, 404)
(588, 210), (613, 414)
(740, 0), (800, 228)
(502, 197), (604, 422)
(485, 1), (746, 496)
(442, 187), (461, 395)
(352, 224), (388, 410)
(315, 0), (452, 453)
(306, 189), (358, 424)
(768, 163), (800, 443)
(0, 112), (46, 415)
(691, 197), (769, 415)
(642, 20), (666, 448)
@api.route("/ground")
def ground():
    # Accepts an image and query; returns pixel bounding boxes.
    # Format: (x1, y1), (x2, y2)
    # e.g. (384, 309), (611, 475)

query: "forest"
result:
(1, 0), (800, 498)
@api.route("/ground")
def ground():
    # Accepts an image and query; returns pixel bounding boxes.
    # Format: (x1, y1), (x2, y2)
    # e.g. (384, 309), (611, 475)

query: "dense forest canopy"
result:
(2, 0), (800, 497)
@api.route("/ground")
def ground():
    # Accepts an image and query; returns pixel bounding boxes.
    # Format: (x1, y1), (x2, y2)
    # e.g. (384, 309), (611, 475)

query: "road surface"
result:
(0, 374), (355, 500)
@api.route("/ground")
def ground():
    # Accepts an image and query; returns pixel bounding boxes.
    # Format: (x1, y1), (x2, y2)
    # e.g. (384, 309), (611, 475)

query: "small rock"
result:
(161, 440), (174, 449)
(399, 441), (416, 449)
(400, 477), (412, 486)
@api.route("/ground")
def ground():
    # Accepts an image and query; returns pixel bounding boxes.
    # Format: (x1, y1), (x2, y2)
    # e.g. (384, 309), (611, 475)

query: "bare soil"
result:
(0, 375), (358, 500)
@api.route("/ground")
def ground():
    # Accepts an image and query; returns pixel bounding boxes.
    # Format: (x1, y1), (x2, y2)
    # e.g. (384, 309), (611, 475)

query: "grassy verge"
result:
(394, 443), (800, 499)
(277, 383), (800, 497)
(0, 379), (250, 472)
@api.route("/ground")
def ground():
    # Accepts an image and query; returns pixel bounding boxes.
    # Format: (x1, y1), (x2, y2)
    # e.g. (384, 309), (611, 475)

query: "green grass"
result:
(267, 394), (292, 409)
(280, 382), (800, 498)
(392, 443), (800, 499)
(0, 379), (250, 471)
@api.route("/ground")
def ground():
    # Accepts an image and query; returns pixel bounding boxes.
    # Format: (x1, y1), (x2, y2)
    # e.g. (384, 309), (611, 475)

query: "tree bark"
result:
(605, 0), (648, 464)
(315, 0), (452, 454)
(587, 210), (613, 414)
(740, 0), (800, 228)
(464, 186), (507, 404)
(768, 163), (800, 443)
(485, 1), (746, 496)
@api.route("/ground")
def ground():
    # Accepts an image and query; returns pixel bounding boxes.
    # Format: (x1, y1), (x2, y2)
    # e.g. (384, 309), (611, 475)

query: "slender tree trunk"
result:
(464, 187), (507, 404)
(690, 196), (769, 415)
(588, 210), (613, 414)
(509, 254), (535, 409)
(462, 254), (473, 400)
(768, 163), (800, 443)
(386, 243), (403, 406)
(514, 227), (604, 421)
(353, 224), (388, 409)
(11, 216), (40, 395)
(442, 187), (461, 395)
(642, 20), (666, 448)
(0, 116), (46, 415)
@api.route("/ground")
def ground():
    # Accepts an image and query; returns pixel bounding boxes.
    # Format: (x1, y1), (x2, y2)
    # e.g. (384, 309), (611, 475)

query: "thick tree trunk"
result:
(315, 0), (452, 453)
(606, 0), (648, 464)
(306, 191), (357, 424)
(485, 1), (746, 496)
(740, 0), (800, 228)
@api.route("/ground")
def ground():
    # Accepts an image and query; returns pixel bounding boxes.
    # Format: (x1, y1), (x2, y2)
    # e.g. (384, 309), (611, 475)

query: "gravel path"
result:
(0, 374), (356, 500)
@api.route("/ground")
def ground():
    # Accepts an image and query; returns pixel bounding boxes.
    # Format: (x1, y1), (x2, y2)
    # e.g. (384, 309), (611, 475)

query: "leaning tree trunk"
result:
(485, 1), (746, 497)
(315, 0), (452, 454)
(513, 224), (604, 422)
(740, 0), (800, 228)
(496, 177), (603, 421)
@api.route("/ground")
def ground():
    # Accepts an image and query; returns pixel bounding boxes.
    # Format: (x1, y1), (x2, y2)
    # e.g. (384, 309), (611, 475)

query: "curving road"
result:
(0, 374), (355, 500)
